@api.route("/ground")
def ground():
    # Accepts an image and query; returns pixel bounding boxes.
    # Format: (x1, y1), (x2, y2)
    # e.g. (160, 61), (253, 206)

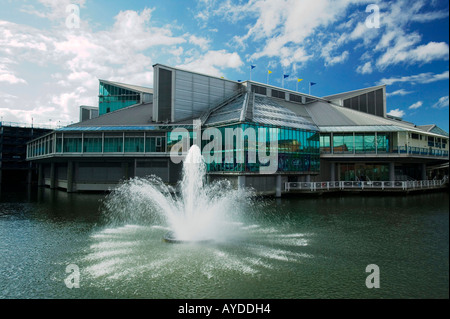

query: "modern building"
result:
(26, 64), (449, 195)
(1, 122), (52, 189)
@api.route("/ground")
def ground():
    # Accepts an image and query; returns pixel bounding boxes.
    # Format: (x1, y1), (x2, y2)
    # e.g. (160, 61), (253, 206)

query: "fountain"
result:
(85, 149), (312, 291)
(103, 145), (252, 244)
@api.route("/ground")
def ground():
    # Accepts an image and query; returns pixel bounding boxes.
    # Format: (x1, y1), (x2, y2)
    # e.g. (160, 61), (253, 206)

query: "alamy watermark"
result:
(168, 120), (279, 174)
(66, 4), (80, 29)
(365, 264), (380, 289)
(365, 4), (380, 29)
(64, 263), (80, 289)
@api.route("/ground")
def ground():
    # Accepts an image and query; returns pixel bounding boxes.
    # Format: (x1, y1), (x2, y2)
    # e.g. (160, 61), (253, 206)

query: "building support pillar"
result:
(330, 162), (336, 182)
(122, 162), (129, 180)
(238, 175), (246, 190)
(305, 174), (311, 182)
(38, 163), (44, 187)
(27, 166), (32, 185)
(67, 161), (74, 193)
(276, 175), (282, 198)
(50, 162), (56, 189)
(421, 163), (427, 181)
(389, 162), (395, 182)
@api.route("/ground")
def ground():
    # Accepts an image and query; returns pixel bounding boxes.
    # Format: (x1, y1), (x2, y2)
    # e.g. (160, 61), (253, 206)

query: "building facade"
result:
(1, 122), (52, 189)
(26, 64), (449, 195)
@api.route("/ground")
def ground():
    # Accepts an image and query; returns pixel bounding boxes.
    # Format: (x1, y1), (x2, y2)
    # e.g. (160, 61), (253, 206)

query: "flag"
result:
(283, 74), (289, 79)
(298, 78), (303, 82)
(251, 65), (256, 69)
(310, 82), (317, 86)
(268, 70), (272, 74)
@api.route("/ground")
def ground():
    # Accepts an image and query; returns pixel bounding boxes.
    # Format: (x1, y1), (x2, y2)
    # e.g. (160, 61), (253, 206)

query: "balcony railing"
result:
(321, 146), (449, 157)
(285, 177), (448, 192)
(393, 146), (448, 157)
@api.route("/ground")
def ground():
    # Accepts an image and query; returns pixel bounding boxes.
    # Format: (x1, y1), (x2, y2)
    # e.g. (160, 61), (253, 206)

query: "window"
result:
(271, 89), (285, 99)
(83, 135), (102, 152)
(251, 85), (267, 95)
(289, 94), (303, 103)
(411, 133), (419, 140)
(158, 68), (172, 122)
(104, 135), (123, 152)
(124, 135), (144, 152)
(146, 136), (166, 152)
(63, 136), (82, 153)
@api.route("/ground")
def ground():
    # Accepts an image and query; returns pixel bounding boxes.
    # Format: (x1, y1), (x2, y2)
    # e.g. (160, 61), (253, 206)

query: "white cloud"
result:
(1, 7), (247, 124)
(356, 61), (373, 74)
(0, 58), (27, 84)
(177, 50), (243, 77)
(387, 108), (405, 118)
(377, 40), (449, 69)
(432, 96), (449, 109)
(378, 71), (449, 86)
(20, 0), (87, 22)
(408, 101), (423, 110)
(386, 89), (413, 97)
(189, 35), (211, 50)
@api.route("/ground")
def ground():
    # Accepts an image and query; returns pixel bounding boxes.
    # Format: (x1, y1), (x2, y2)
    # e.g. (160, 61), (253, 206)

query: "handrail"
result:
(285, 179), (447, 192)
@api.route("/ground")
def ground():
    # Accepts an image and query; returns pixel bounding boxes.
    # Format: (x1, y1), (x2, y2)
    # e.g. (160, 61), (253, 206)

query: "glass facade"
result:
(200, 123), (320, 173)
(340, 163), (390, 181)
(99, 82), (141, 115)
(28, 132), (167, 156)
(321, 133), (390, 154)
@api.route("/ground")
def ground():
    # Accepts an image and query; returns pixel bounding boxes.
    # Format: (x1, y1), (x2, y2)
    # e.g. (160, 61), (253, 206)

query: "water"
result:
(0, 186), (448, 299)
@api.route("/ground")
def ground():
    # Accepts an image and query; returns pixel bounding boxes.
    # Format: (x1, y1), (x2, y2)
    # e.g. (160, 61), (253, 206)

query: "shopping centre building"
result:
(26, 64), (449, 195)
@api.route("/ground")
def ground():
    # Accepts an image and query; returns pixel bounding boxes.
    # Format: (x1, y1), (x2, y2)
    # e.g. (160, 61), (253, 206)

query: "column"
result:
(122, 162), (129, 180)
(276, 175), (282, 198)
(67, 161), (74, 193)
(50, 162), (56, 189)
(389, 162), (395, 182)
(421, 163), (427, 181)
(38, 163), (44, 187)
(330, 162), (336, 182)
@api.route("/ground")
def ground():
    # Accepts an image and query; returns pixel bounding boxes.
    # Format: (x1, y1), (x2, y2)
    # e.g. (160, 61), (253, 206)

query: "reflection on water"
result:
(0, 187), (448, 299)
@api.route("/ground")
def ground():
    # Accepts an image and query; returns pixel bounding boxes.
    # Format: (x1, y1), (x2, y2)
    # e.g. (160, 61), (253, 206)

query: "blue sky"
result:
(0, 0), (448, 131)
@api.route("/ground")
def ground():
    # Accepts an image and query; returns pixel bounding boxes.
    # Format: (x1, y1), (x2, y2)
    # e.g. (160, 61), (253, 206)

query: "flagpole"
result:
(309, 82), (311, 95)
(250, 66), (252, 81)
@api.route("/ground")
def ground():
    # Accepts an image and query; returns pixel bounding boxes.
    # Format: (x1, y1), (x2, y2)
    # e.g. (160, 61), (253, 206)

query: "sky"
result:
(0, 0), (448, 131)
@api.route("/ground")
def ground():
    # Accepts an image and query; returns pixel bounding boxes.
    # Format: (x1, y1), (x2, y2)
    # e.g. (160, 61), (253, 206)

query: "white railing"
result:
(285, 177), (448, 192)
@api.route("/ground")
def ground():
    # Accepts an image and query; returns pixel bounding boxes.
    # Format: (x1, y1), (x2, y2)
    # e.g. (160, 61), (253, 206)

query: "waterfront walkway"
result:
(285, 177), (449, 193)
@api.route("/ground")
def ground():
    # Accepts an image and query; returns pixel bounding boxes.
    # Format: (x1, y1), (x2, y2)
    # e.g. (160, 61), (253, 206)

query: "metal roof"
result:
(252, 95), (318, 131)
(67, 103), (153, 127)
(203, 93), (319, 131)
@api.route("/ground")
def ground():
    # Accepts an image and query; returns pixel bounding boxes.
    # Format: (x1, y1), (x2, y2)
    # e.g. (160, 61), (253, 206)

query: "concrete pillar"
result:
(38, 163), (44, 187)
(67, 161), (74, 193)
(330, 162), (335, 182)
(276, 175), (282, 198)
(122, 162), (129, 180)
(389, 162), (395, 182)
(305, 174), (311, 182)
(421, 163), (427, 180)
(27, 168), (32, 185)
(50, 162), (56, 189)
(237, 175), (246, 191)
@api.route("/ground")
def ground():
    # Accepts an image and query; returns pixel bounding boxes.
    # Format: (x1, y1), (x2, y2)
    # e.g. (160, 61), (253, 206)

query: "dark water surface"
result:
(0, 188), (448, 299)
